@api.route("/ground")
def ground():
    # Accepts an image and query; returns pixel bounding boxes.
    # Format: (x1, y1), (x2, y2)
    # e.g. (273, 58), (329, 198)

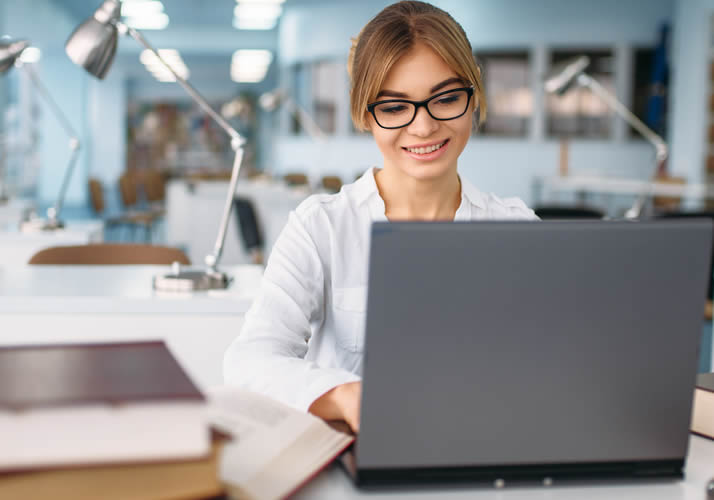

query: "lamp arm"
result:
(576, 73), (668, 219)
(285, 96), (326, 141)
(21, 63), (82, 222)
(121, 22), (246, 272)
(123, 24), (243, 145)
(205, 146), (245, 271)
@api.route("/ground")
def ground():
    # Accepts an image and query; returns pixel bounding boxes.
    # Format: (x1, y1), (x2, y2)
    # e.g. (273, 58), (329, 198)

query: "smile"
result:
(403, 139), (449, 155)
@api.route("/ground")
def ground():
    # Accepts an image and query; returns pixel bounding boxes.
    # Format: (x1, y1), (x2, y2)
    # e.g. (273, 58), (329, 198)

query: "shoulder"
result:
(483, 193), (539, 220)
(460, 176), (539, 220)
(293, 172), (372, 225)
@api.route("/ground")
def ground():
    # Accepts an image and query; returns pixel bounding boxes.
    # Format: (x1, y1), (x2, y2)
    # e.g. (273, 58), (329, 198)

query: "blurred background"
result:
(0, 0), (711, 265)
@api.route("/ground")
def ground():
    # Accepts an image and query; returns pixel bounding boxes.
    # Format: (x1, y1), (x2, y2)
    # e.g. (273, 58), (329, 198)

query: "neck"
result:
(375, 166), (461, 221)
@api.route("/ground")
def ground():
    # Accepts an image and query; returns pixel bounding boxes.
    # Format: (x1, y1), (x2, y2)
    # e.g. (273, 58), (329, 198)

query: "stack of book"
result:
(0, 341), (217, 499)
(0, 340), (355, 500)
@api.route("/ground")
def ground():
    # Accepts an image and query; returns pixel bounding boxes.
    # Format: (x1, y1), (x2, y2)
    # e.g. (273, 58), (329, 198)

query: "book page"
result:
(207, 386), (326, 484)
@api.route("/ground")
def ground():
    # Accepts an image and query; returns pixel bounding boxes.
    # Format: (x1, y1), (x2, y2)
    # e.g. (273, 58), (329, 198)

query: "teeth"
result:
(406, 141), (446, 154)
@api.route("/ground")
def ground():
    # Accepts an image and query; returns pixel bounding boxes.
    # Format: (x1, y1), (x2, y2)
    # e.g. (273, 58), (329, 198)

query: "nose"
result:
(406, 105), (438, 137)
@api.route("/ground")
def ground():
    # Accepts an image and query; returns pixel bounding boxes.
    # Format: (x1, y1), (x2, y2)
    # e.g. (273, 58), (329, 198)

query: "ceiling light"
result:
(121, 0), (164, 17)
(18, 46), (41, 64)
(233, 3), (282, 30)
(230, 49), (272, 82)
(140, 49), (189, 82)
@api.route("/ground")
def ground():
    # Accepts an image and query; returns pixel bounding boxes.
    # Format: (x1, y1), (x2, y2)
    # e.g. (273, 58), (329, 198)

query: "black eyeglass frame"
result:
(366, 86), (475, 130)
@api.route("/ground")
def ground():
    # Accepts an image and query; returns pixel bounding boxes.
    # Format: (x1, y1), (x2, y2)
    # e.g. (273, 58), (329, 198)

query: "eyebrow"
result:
(375, 77), (465, 99)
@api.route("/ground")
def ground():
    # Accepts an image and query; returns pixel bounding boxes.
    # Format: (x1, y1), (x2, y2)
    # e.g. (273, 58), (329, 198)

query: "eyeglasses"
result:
(366, 86), (474, 129)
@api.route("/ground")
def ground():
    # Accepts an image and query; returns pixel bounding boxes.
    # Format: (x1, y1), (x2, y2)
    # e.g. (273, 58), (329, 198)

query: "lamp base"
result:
(20, 218), (65, 232)
(153, 269), (231, 292)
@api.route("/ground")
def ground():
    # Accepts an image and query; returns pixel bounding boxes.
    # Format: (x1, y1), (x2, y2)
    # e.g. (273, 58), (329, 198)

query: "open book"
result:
(208, 386), (354, 500)
(691, 372), (714, 440)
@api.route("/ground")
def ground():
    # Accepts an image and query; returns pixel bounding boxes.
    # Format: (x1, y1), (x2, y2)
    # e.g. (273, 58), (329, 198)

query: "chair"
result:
(283, 172), (309, 187)
(234, 197), (264, 265)
(534, 205), (605, 219)
(88, 177), (154, 242)
(118, 171), (163, 242)
(28, 243), (191, 265)
(321, 175), (343, 193)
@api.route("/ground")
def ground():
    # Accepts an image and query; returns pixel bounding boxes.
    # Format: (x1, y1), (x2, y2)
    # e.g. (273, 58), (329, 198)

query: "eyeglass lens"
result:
(372, 89), (470, 128)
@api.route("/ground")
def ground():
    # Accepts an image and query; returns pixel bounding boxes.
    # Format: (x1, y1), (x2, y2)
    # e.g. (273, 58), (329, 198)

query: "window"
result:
(631, 47), (668, 139)
(474, 51), (532, 137)
(312, 60), (343, 135)
(547, 49), (615, 138)
(289, 63), (309, 136)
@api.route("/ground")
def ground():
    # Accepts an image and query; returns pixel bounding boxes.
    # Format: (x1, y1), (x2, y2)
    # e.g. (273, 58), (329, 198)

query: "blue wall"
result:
(4, 0), (91, 210)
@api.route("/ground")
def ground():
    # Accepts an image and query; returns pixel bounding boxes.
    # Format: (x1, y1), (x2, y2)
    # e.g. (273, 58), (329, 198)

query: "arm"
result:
(223, 207), (361, 417)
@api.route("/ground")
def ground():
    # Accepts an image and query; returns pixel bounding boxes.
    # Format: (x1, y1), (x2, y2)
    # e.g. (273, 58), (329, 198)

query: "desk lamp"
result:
(0, 40), (81, 231)
(544, 56), (668, 219)
(259, 89), (325, 140)
(65, 0), (246, 291)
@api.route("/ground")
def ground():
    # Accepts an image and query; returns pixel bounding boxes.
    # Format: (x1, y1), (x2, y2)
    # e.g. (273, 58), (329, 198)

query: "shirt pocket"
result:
(332, 286), (367, 353)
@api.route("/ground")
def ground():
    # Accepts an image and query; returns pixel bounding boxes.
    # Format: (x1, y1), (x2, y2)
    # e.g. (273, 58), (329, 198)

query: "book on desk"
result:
(0, 340), (210, 470)
(691, 372), (714, 440)
(0, 340), (353, 500)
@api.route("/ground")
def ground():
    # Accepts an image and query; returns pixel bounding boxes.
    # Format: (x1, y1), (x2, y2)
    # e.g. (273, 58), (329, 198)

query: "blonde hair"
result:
(348, 1), (486, 132)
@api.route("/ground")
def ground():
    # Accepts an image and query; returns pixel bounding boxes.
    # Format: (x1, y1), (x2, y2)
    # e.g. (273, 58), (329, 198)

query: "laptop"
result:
(342, 220), (713, 487)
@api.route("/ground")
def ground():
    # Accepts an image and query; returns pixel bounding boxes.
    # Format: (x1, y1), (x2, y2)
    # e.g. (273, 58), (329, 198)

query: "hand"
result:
(308, 381), (362, 433)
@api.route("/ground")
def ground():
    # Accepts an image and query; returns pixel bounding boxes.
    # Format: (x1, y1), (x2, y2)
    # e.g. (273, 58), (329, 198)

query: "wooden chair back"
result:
(88, 178), (105, 214)
(28, 244), (191, 265)
(321, 175), (342, 193)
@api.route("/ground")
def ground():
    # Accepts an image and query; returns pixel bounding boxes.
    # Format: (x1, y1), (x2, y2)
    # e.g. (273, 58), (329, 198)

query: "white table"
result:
(297, 436), (714, 499)
(0, 220), (104, 267)
(0, 264), (263, 390)
(533, 174), (714, 201)
(166, 179), (310, 265)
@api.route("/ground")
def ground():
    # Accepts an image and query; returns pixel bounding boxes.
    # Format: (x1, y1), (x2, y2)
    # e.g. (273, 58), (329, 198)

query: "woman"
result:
(224, 0), (537, 432)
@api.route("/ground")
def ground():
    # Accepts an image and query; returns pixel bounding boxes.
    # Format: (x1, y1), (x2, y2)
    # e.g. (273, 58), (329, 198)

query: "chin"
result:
(399, 160), (455, 181)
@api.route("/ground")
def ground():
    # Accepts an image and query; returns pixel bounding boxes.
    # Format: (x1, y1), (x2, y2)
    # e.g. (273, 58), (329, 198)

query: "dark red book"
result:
(0, 341), (210, 471)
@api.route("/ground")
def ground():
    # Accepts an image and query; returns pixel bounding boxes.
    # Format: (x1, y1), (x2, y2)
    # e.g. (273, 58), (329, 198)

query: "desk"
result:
(0, 220), (104, 267)
(0, 264), (263, 389)
(533, 174), (714, 201)
(296, 436), (714, 499)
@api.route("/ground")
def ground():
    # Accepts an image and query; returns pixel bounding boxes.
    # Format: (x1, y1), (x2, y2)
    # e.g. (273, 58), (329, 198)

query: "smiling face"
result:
(368, 42), (475, 183)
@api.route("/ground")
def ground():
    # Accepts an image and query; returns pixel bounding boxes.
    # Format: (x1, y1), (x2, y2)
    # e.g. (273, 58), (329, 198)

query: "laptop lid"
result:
(355, 220), (712, 485)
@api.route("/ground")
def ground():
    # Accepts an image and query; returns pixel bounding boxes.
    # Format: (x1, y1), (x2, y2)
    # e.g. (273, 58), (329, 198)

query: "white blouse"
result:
(223, 167), (538, 411)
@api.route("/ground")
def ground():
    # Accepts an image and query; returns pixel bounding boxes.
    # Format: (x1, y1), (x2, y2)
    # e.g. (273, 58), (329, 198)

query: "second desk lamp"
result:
(65, 0), (246, 291)
(544, 56), (669, 219)
(0, 40), (81, 231)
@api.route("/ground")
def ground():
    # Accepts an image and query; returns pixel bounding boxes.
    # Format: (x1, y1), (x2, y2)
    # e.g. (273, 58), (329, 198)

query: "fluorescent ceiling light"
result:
(231, 49), (273, 82)
(122, 1), (169, 30)
(121, 0), (164, 17)
(234, 3), (282, 18)
(124, 12), (170, 30)
(233, 17), (278, 30)
(140, 49), (189, 82)
(18, 47), (41, 63)
(233, 2), (282, 30)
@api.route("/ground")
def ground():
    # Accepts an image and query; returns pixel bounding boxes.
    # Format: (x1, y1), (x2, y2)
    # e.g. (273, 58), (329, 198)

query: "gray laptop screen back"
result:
(357, 220), (712, 470)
